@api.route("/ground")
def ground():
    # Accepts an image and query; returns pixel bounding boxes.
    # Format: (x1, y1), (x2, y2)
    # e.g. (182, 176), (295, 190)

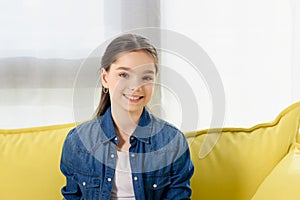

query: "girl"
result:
(60, 34), (194, 200)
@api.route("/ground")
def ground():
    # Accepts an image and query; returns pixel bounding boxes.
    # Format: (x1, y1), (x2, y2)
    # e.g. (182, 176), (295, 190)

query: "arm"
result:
(60, 130), (82, 200)
(164, 138), (194, 200)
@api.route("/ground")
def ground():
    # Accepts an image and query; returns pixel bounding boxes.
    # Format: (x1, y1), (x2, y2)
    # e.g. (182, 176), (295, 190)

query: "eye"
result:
(119, 72), (129, 78)
(142, 76), (154, 81)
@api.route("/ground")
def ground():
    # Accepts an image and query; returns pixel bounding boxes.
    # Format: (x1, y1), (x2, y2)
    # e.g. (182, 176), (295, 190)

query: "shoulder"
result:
(150, 113), (184, 136)
(66, 117), (100, 137)
(76, 116), (104, 132)
(147, 114), (190, 165)
(149, 113), (187, 147)
(63, 117), (103, 150)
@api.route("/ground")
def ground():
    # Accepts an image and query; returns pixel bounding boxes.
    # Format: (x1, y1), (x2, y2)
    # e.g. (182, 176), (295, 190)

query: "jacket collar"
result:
(98, 107), (152, 144)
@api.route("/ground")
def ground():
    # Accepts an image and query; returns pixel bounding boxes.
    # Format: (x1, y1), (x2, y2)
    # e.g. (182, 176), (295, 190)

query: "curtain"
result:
(0, 0), (161, 128)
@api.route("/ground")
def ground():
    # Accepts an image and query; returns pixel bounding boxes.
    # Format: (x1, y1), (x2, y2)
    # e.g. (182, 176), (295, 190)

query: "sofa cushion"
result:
(0, 123), (75, 200)
(185, 102), (300, 200)
(251, 143), (300, 200)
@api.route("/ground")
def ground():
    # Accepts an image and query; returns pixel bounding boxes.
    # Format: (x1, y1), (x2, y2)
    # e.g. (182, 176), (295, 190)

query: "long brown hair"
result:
(95, 34), (158, 117)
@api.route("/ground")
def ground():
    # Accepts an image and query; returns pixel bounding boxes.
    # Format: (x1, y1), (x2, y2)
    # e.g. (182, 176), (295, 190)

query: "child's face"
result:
(101, 50), (156, 114)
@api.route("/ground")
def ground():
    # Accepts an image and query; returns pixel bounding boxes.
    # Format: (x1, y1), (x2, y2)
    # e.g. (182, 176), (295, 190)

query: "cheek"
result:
(109, 77), (123, 89)
(143, 83), (155, 93)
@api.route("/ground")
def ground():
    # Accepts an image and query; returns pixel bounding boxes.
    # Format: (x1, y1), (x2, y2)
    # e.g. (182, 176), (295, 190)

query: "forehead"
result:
(111, 50), (156, 72)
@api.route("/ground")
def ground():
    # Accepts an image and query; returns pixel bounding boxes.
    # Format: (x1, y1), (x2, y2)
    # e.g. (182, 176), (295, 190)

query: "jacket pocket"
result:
(143, 173), (171, 199)
(74, 174), (101, 200)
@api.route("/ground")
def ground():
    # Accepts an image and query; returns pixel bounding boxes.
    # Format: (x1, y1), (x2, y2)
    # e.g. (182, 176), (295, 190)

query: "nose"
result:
(128, 76), (142, 91)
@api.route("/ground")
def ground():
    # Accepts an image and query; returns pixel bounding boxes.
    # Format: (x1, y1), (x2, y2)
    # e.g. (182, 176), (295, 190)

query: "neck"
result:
(110, 106), (144, 151)
(111, 107), (143, 133)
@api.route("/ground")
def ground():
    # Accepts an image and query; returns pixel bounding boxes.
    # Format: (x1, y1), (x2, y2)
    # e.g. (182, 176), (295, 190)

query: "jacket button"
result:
(111, 154), (115, 158)
(82, 182), (86, 186)
(134, 176), (138, 181)
(131, 153), (135, 158)
(153, 184), (157, 188)
(107, 178), (112, 182)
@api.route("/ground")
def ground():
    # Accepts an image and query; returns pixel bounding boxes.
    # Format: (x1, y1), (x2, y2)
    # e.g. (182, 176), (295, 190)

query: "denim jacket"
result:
(60, 107), (194, 200)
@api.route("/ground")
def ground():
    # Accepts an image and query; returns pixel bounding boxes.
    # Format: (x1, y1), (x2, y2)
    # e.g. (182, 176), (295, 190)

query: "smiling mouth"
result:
(123, 94), (144, 101)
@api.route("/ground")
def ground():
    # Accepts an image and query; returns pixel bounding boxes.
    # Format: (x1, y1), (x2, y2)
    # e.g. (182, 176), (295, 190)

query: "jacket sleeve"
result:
(164, 135), (195, 200)
(60, 129), (82, 200)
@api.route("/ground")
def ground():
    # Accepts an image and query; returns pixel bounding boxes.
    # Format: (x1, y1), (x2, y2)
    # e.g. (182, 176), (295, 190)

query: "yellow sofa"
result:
(1, 102), (300, 200)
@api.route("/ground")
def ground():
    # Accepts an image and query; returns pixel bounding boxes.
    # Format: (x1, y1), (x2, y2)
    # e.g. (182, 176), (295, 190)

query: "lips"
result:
(123, 94), (144, 102)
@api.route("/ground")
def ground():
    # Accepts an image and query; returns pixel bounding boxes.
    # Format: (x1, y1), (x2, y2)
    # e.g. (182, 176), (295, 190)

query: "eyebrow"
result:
(116, 66), (155, 74)
(116, 66), (131, 71)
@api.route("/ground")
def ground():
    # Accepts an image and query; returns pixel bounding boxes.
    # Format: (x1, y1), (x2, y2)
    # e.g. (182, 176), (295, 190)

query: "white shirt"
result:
(110, 150), (136, 200)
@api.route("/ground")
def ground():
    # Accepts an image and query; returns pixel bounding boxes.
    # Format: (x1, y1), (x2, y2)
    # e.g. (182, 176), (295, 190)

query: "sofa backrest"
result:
(1, 102), (300, 200)
(185, 102), (300, 200)
(0, 123), (75, 200)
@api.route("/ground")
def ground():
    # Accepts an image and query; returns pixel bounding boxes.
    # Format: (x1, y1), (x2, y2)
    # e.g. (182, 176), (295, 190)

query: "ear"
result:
(101, 68), (109, 88)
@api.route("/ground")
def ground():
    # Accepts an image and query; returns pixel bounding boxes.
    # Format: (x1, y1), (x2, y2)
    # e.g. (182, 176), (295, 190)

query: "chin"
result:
(124, 104), (145, 113)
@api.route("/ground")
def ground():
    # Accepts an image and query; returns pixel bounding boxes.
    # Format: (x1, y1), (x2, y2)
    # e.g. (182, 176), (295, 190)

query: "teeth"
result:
(125, 94), (140, 100)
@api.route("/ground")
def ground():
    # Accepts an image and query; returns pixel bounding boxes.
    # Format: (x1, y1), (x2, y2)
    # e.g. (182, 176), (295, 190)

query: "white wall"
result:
(291, 0), (300, 101)
(161, 0), (295, 130)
